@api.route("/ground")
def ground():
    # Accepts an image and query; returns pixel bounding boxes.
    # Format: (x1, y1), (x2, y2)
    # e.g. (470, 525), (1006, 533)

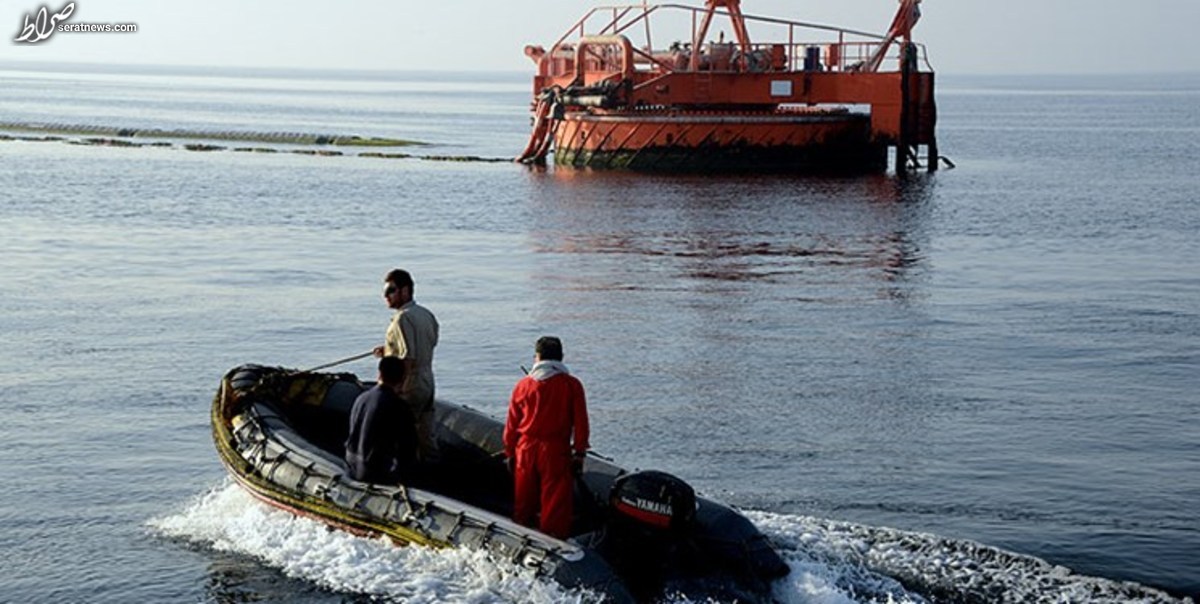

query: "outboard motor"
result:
(585, 470), (790, 602)
(609, 470), (696, 532)
(591, 470), (700, 599)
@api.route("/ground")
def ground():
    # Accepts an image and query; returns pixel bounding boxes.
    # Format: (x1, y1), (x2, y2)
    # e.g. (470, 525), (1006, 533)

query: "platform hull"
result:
(552, 111), (887, 173)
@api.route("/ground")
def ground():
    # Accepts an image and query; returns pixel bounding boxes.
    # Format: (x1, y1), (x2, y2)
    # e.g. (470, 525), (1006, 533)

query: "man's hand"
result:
(506, 455), (516, 475)
(571, 451), (586, 476)
(372, 345), (385, 358)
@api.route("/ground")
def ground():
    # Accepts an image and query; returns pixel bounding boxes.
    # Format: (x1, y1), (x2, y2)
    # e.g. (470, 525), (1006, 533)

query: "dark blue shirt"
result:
(344, 385), (417, 483)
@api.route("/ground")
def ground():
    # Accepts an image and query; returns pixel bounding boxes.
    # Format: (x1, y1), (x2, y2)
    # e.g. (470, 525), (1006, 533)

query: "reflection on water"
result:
(524, 171), (936, 303)
(510, 170), (945, 509)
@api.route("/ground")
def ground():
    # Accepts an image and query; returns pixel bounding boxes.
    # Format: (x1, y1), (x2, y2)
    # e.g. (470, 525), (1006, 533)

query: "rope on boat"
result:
(237, 417), (268, 462)
(385, 489), (402, 521)
(296, 461), (318, 492)
(512, 534), (534, 565)
(299, 351), (374, 373)
(230, 417), (257, 442)
(478, 521), (497, 550)
(350, 485), (372, 511)
(263, 450), (289, 482)
(446, 511), (467, 541)
(314, 475), (338, 501)
(391, 485), (419, 525)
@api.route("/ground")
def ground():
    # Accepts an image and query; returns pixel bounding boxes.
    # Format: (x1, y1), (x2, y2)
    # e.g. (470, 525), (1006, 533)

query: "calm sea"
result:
(0, 63), (1197, 603)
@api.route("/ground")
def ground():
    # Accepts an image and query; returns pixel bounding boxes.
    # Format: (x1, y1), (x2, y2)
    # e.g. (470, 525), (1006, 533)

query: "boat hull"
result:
(553, 110), (887, 172)
(211, 364), (788, 602)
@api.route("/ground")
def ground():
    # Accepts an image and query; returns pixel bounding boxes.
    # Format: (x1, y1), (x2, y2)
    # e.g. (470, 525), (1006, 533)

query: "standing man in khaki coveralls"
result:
(373, 268), (440, 461)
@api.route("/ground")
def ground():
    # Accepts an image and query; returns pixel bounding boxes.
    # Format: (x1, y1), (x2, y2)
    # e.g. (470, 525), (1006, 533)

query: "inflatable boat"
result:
(211, 364), (789, 602)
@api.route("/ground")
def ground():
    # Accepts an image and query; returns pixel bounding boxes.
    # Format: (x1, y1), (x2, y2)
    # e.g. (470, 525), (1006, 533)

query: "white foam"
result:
(745, 509), (1192, 604)
(150, 483), (1188, 603)
(147, 481), (932, 603)
(149, 479), (598, 603)
(744, 510), (927, 604)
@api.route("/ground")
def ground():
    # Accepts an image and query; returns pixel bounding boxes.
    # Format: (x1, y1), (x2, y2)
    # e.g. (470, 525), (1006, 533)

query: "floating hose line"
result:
(0, 121), (423, 147)
(0, 120), (513, 163)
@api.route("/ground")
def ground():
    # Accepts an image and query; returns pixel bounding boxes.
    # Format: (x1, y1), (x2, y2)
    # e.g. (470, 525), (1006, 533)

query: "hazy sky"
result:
(6, 0), (1200, 75)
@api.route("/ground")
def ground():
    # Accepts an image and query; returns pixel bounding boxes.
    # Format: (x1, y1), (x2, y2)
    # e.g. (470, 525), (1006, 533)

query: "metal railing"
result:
(538, 2), (932, 79)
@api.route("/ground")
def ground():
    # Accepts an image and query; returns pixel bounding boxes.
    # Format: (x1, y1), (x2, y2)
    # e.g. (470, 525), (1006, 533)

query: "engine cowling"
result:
(609, 470), (696, 533)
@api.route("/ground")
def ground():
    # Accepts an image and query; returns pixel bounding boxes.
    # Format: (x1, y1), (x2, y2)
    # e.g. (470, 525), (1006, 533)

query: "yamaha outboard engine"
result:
(610, 470), (696, 532)
(582, 469), (790, 602)
(590, 470), (700, 598)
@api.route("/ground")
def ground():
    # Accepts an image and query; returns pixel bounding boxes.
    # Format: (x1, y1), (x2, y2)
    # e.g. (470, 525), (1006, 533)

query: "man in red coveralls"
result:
(504, 336), (589, 539)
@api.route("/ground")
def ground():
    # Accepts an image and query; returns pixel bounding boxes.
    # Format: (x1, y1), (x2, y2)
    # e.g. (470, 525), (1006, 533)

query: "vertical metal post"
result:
(927, 68), (939, 172)
(896, 41), (911, 176)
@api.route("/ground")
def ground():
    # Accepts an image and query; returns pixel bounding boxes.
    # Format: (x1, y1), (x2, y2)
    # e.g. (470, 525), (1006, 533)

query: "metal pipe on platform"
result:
(574, 35), (635, 86)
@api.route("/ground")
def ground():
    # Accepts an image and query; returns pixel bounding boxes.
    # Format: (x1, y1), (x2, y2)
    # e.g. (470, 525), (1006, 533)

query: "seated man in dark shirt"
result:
(344, 356), (418, 483)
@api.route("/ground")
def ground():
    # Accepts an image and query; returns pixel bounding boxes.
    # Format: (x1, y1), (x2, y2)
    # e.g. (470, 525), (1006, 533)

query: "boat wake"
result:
(749, 511), (1189, 604)
(149, 480), (591, 603)
(150, 481), (1188, 604)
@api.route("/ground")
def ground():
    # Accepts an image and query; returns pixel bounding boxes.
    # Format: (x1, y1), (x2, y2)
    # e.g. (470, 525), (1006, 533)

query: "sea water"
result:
(0, 64), (1197, 603)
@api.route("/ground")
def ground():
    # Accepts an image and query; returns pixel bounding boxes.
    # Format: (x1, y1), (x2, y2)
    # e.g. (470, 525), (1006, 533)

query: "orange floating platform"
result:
(517, 0), (939, 174)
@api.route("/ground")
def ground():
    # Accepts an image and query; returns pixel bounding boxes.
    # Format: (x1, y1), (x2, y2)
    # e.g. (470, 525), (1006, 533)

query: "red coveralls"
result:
(503, 364), (589, 539)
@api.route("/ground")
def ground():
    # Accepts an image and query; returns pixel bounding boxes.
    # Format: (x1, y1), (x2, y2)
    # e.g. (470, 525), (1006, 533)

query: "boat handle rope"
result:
(236, 424), (268, 463)
(349, 485), (373, 511)
(295, 461), (315, 492)
(389, 485), (420, 526)
(245, 438), (267, 465)
(417, 499), (435, 525)
(299, 350), (374, 373)
(385, 488), (404, 521)
(353, 482), (396, 511)
(230, 413), (261, 444)
(263, 449), (289, 482)
(445, 511), (467, 540)
(512, 534), (533, 565)
(314, 475), (339, 502)
(489, 520), (545, 568)
(232, 411), (266, 450)
(477, 521), (497, 550)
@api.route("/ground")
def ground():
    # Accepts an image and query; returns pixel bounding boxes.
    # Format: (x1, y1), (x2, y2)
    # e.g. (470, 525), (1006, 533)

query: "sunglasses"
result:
(383, 285), (398, 296)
